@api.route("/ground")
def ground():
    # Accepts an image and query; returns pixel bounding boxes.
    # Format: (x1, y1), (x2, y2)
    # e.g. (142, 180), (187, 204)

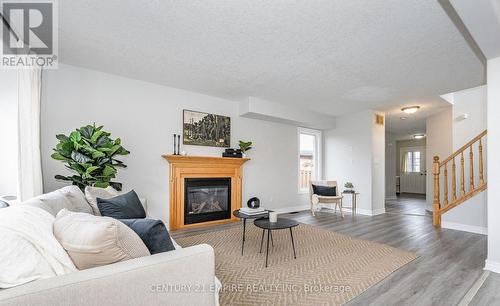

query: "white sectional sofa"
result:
(0, 186), (218, 306)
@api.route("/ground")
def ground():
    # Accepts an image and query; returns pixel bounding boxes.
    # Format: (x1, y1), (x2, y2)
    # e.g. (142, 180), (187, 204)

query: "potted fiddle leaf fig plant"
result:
(51, 124), (130, 191)
(238, 140), (252, 157)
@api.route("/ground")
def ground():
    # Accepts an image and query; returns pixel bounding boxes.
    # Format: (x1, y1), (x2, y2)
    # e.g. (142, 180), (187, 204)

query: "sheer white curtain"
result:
(17, 67), (43, 201)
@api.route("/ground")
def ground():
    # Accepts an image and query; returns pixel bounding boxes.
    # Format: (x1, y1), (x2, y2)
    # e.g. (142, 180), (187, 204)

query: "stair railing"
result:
(433, 130), (487, 227)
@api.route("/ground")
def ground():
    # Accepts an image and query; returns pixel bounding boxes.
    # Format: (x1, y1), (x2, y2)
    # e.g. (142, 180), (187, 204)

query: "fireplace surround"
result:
(163, 155), (250, 230)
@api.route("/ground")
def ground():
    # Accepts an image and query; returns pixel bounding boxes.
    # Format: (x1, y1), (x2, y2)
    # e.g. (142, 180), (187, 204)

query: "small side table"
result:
(342, 191), (359, 216)
(233, 209), (272, 255)
(254, 217), (299, 268)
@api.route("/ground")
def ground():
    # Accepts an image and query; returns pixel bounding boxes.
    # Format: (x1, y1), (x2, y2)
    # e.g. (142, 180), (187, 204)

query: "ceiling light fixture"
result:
(401, 106), (420, 114)
(413, 134), (425, 139)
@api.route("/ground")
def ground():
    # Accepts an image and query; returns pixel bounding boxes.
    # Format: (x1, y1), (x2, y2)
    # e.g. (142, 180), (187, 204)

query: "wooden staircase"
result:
(433, 130), (487, 227)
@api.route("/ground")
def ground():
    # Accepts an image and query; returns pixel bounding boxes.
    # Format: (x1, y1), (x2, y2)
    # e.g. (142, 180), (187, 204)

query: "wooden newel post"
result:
(433, 156), (441, 227)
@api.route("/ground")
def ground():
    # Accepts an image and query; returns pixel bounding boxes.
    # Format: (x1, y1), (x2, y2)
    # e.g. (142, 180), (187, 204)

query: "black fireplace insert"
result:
(184, 178), (231, 224)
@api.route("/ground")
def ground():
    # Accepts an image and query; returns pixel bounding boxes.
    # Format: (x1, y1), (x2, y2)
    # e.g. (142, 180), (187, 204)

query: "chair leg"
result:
(340, 199), (344, 218)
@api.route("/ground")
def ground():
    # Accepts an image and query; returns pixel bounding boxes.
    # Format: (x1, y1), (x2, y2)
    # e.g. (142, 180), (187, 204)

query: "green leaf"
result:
(90, 130), (104, 144)
(94, 181), (109, 188)
(85, 166), (100, 174)
(69, 131), (82, 143)
(54, 175), (72, 181)
(107, 145), (122, 156)
(51, 153), (68, 161)
(79, 125), (94, 139)
(96, 136), (112, 148)
(102, 164), (116, 177)
(114, 138), (121, 145)
(67, 163), (85, 175)
(116, 147), (130, 155)
(56, 141), (73, 155)
(92, 151), (106, 159)
(71, 151), (92, 163)
(98, 157), (111, 166)
(56, 134), (69, 142)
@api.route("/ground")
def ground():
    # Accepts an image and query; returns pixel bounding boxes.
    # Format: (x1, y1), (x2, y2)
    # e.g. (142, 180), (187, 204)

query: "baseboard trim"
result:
(355, 208), (386, 216)
(385, 196), (397, 200)
(442, 221), (487, 235)
(283, 205), (386, 216)
(272, 205), (309, 214)
(485, 259), (500, 273)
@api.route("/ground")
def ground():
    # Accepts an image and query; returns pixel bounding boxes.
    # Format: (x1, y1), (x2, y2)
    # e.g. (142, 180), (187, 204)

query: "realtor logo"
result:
(1, 1), (58, 68)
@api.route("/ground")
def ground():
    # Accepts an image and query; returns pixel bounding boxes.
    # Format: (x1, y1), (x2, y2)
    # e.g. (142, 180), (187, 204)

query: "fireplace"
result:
(164, 155), (249, 230)
(184, 178), (231, 225)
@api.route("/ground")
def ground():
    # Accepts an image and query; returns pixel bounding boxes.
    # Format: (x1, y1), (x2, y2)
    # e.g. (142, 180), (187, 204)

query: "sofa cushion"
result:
(84, 186), (119, 215)
(0, 206), (76, 289)
(120, 219), (175, 254)
(53, 209), (150, 270)
(97, 190), (146, 219)
(23, 186), (93, 216)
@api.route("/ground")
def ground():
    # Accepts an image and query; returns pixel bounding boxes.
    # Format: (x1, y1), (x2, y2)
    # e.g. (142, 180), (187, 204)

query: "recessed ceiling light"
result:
(414, 134), (425, 139)
(401, 106), (420, 114)
(400, 116), (407, 120)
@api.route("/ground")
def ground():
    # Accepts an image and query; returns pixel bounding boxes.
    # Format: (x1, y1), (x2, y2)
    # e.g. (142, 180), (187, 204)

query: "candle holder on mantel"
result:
(173, 134), (178, 155)
(173, 134), (182, 155)
(177, 134), (181, 155)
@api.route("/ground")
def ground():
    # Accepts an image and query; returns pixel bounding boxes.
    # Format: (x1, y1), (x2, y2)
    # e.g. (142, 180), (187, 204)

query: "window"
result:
(403, 151), (421, 173)
(298, 128), (322, 193)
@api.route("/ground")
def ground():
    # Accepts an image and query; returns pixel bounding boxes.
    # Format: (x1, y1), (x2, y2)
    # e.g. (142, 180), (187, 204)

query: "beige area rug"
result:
(176, 223), (417, 306)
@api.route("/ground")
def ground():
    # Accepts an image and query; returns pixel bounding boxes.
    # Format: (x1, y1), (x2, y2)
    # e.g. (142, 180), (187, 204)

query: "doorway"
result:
(386, 135), (428, 216)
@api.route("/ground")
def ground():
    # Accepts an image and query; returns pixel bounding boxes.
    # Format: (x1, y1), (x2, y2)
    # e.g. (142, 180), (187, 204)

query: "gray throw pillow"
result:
(97, 190), (146, 219)
(120, 219), (176, 254)
(312, 184), (337, 196)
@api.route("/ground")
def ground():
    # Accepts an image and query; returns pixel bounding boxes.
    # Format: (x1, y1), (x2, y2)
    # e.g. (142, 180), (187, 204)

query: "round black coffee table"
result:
(254, 217), (299, 267)
(233, 209), (272, 255)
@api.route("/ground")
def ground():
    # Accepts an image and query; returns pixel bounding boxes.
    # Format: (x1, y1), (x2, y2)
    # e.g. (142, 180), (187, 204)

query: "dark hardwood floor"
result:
(385, 193), (429, 216)
(172, 199), (487, 306)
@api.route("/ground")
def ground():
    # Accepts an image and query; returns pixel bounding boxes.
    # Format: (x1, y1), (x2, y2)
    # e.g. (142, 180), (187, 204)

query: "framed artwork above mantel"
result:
(183, 109), (230, 147)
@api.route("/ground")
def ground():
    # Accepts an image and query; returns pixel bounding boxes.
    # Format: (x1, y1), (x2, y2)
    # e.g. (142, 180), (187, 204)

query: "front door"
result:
(400, 147), (426, 194)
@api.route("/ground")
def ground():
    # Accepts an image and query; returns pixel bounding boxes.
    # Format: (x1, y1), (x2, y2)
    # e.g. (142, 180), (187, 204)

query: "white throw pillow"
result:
(53, 209), (150, 270)
(84, 186), (119, 215)
(23, 186), (93, 216)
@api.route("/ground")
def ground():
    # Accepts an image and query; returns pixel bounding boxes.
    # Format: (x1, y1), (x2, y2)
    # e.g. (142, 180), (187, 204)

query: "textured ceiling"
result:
(58, 0), (484, 129)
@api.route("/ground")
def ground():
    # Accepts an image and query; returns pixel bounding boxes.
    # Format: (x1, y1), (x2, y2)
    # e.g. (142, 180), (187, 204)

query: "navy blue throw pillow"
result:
(120, 219), (175, 254)
(97, 190), (146, 219)
(312, 185), (337, 196)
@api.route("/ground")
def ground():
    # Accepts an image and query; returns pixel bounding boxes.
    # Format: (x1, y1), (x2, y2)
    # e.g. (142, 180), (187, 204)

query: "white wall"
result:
(0, 71), (18, 197)
(486, 56), (500, 272)
(324, 110), (385, 215)
(385, 132), (397, 200)
(426, 107), (453, 212)
(441, 86), (487, 234)
(41, 64), (311, 225)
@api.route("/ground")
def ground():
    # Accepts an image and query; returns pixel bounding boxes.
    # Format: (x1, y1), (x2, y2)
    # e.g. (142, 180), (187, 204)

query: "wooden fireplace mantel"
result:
(163, 155), (250, 230)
